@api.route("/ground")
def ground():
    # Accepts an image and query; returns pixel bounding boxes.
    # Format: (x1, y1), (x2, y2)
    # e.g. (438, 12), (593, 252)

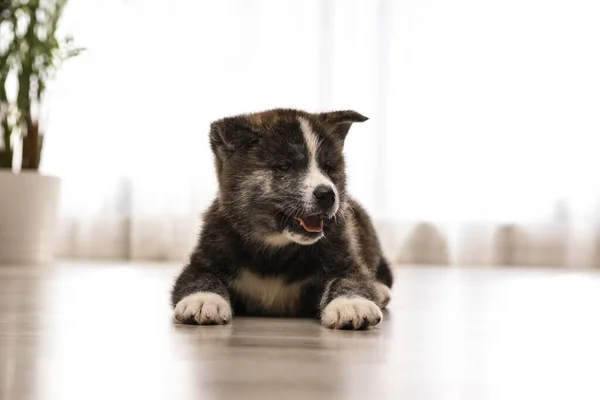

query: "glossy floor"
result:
(1, 262), (600, 400)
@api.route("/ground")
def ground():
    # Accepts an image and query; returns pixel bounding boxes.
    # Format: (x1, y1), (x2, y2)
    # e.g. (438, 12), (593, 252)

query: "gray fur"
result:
(171, 109), (393, 329)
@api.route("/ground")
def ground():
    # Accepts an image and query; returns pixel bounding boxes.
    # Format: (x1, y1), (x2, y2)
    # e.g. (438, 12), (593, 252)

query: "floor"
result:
(1, 263), (600, 400)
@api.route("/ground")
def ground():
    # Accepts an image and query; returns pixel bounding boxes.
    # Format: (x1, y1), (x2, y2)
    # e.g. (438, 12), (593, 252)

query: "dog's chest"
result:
(230, 269), (304, 315)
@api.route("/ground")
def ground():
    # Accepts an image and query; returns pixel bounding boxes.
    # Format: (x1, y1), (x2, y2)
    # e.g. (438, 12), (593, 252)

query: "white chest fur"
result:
(230, 269), (303, 315)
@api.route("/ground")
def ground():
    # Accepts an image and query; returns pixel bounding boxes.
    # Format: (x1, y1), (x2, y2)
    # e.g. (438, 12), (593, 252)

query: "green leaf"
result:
(2, 0), (83, 171)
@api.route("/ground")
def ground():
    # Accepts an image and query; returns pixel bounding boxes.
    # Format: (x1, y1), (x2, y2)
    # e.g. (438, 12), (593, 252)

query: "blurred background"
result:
(41, 0), (600, 267)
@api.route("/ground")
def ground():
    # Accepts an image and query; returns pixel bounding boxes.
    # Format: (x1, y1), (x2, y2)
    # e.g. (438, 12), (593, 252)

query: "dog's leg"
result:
(319, 278), (383, 330)
(172, 270), (232, 325)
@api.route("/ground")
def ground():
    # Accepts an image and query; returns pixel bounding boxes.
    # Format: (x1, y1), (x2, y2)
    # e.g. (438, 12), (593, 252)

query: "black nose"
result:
(313, 185), (336, 208)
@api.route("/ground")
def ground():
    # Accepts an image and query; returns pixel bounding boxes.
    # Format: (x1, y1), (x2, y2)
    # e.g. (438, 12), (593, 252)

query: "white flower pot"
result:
(0, 170), (61, 265)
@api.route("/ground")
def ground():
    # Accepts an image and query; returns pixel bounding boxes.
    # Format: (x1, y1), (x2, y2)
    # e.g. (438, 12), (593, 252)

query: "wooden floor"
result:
(1, 262), (600, 400)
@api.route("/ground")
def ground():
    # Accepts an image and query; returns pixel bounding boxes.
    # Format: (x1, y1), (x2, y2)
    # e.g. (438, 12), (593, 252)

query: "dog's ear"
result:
(318, 110), (368, 140)
(209, 116), (258, 157)
(209, 116), (259, 177)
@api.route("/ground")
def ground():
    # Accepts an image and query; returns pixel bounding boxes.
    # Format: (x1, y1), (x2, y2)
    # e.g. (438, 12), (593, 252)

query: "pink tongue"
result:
(295, 217), (323, 233)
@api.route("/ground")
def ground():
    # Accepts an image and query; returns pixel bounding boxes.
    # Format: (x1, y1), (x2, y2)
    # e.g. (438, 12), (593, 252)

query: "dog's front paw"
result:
(174, 292), (232, 325)
(375, 282), (392, 309)
(321, 297), (382, 330)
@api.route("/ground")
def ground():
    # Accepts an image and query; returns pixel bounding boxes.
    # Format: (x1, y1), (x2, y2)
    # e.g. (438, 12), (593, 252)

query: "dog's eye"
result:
(275, 162), (292, 172)
(323, 163), (335, 174)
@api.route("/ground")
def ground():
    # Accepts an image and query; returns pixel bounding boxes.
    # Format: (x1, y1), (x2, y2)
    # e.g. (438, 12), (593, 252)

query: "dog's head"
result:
(210, 108), (367, 246)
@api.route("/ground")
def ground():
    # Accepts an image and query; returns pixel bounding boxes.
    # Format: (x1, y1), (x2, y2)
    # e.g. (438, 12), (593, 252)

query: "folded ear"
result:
(209, 116), (258, 157)
(209, 116), (259, 177)
(318, 110), (369, 140)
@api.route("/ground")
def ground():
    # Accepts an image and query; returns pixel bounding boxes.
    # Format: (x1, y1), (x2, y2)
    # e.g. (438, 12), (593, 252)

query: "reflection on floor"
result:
(1, 262), (600, 400)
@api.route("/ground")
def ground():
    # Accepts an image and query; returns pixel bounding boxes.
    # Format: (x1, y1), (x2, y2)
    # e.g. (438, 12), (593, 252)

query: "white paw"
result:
(321, 297), (383, 330)
(174, 292), (232, 325)
(375, 282), (392, 309)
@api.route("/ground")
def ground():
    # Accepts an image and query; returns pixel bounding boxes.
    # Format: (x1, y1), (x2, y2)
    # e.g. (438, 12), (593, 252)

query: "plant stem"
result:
(20, 0), (39, 170)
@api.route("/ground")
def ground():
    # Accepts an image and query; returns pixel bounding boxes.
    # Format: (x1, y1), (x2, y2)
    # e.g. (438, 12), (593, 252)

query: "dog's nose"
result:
(313, 185), (336, 208)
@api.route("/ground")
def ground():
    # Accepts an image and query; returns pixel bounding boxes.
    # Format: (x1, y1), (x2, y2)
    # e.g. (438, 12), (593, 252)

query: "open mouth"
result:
(274, 208), (332, 239)
(294, 215), (324, 233)
(275, 213), (329, 237)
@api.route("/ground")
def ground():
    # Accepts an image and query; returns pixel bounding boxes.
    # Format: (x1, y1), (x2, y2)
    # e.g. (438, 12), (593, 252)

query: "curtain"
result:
(43, 0), (600, 267)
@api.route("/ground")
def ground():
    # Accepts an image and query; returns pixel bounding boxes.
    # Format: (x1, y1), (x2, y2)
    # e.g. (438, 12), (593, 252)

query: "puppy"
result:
(171, 109), (393, 329)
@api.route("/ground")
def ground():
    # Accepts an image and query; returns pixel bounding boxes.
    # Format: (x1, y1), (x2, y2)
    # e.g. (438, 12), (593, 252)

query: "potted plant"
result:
(0, 0), (82, 264)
